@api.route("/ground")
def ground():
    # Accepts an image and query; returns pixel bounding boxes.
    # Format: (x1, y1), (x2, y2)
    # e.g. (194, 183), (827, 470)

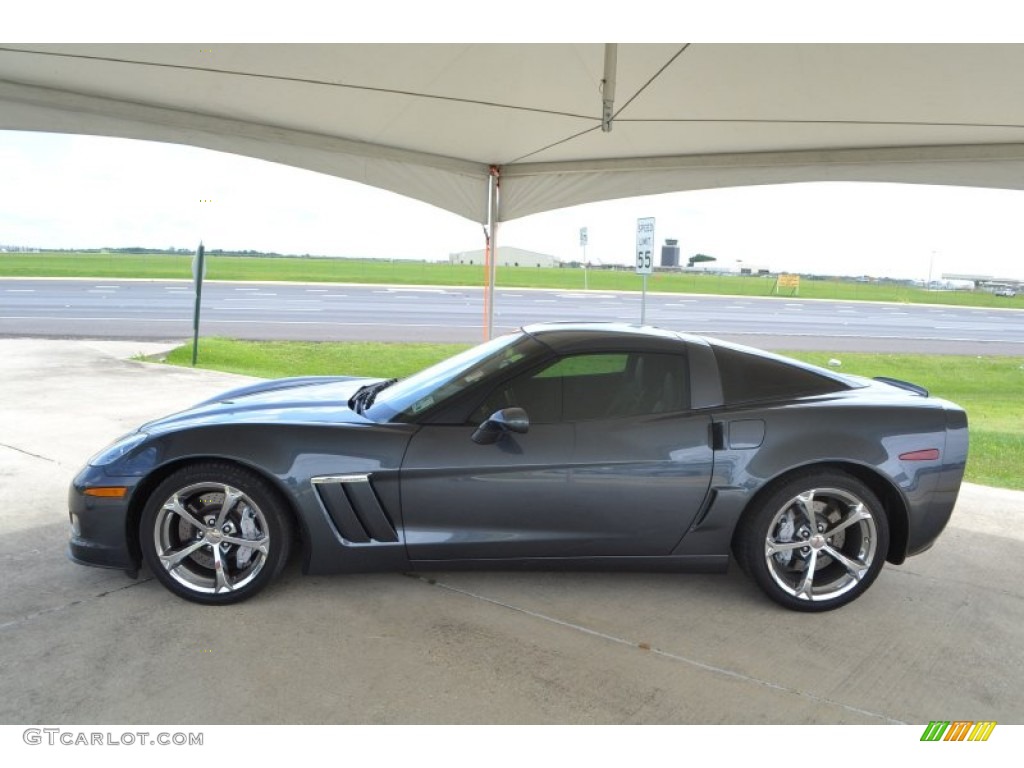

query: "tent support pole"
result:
(602, 43), (618, 132)
(485, 166), (500, 340)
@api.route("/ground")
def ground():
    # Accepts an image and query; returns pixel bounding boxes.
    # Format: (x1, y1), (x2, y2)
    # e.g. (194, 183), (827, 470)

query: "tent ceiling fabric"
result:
(3, 43), (1024, 223)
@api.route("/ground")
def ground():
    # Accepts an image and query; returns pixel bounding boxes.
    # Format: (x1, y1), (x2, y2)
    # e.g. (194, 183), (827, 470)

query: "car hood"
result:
(139, 376), (383, 434)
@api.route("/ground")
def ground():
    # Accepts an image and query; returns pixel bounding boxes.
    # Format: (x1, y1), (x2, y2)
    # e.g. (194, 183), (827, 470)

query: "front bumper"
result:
(67, 465), (141, 572)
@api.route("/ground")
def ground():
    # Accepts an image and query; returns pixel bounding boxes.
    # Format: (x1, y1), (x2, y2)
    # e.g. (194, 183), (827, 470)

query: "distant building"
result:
(738, 264), (771, 276)
(661, 239), (680, 267)
(943, 273), (1022, 291)
(450, 246), (559, 268)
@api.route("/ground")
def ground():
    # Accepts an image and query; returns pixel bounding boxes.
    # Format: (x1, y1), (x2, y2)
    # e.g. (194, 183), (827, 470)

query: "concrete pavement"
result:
(1, 339), (1022, 724)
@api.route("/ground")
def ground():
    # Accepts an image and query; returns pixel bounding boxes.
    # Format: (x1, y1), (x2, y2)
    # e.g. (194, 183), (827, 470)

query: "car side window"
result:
(712, 345), (845, 404)
(471, 351), (689, 424)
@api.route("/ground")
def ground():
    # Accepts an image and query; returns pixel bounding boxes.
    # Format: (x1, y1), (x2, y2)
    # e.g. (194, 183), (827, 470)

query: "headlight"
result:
(88, 432), (149, 467)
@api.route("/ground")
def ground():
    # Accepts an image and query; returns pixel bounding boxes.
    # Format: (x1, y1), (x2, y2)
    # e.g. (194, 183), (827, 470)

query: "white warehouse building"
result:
(449, 246), (560, 268)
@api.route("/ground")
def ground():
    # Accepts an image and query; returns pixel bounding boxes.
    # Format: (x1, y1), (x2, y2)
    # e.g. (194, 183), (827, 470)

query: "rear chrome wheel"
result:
(736, 471), (889, 612)
(140, 463), (291, 605)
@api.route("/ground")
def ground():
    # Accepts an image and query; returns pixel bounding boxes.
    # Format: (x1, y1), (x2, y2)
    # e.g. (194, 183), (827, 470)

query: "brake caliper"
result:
(236, 506), (259, 568)
(774, 509), (797, 566)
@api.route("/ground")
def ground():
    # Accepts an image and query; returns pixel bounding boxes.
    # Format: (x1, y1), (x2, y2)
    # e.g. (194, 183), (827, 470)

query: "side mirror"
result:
(471, 407), (530, 445)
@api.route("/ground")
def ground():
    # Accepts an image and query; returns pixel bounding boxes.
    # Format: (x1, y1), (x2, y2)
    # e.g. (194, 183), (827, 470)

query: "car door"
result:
(562, 351), (713, 556)
(399, 350), (714, 562)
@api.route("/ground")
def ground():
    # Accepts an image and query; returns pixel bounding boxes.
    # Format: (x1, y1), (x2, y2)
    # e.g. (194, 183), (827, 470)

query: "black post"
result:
(191, 242), (206, 366)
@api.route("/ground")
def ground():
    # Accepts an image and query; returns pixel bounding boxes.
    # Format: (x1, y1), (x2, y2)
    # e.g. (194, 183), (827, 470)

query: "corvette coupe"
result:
(68, 323), (968, 611)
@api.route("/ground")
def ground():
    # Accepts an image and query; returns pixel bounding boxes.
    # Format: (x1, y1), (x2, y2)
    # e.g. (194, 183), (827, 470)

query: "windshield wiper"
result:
(348, 378), (397, 414)
(363, 378), (397, 409)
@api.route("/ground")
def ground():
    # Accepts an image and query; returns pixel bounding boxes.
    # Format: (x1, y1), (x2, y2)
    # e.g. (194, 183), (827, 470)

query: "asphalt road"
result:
(1, 339), (1022, 728)
(3, 278), (1023, 353)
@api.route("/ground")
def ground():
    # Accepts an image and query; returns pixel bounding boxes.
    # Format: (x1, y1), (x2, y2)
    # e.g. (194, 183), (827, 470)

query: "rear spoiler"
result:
(873, 376), (929, 397)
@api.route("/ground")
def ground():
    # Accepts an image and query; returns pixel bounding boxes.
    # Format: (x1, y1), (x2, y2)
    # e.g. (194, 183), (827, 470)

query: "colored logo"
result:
(921, 721), (997, 742)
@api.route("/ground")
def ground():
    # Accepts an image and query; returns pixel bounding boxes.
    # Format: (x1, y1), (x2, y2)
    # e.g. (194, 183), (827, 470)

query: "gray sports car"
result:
(68, 323), (968, 611)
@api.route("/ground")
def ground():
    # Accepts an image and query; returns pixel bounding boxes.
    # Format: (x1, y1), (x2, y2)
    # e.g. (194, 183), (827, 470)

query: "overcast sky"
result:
(3, 130), (1023, 281)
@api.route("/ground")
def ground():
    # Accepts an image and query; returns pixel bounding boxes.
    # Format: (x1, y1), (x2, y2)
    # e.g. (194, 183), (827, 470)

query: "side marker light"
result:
(899, 449), (940, 462)
(83, 487), (128, 498)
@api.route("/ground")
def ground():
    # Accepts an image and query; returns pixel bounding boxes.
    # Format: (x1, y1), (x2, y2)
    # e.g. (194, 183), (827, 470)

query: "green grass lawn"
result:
(160, 338), (1023, 490)
(164, 338), (471, 379)
(5, 251), (1023, 308)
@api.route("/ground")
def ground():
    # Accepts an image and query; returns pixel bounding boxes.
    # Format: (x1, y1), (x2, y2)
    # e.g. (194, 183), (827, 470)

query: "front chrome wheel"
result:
(141, 463), (291, 604)
(736, 471), (890, 612)
(153, 482), (270, 595)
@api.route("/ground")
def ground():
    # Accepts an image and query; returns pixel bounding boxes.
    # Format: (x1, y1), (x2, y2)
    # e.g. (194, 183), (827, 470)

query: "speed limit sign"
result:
(635, 217), (655, 274)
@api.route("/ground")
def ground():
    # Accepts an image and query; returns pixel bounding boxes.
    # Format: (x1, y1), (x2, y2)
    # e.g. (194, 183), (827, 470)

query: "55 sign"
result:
(635, 217), (655, 275)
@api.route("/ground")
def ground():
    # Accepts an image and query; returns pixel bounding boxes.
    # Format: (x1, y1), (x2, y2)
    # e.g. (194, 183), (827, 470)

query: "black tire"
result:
(734, 470), (890, 612)
(139, 462), (292, 605)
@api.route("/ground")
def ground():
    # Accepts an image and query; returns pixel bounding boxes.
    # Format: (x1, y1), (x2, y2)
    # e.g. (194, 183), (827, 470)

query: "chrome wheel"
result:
(141, 463), (291, 604)
(764, 487), (878, 602)
(735, 471), (890, 611)
(154, 482), (270, 595)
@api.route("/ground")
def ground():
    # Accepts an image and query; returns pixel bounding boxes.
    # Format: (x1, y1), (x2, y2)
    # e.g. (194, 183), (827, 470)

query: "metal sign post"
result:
(191, 241), (206, 366)
(635, 217), (655, 325)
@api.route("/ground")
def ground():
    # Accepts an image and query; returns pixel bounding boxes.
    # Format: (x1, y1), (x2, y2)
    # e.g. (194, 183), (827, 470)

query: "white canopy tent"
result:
(3, 43), (1024, 333)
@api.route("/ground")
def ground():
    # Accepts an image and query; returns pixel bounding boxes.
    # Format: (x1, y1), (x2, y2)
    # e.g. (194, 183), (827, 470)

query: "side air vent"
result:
(312, 475), (399, 544)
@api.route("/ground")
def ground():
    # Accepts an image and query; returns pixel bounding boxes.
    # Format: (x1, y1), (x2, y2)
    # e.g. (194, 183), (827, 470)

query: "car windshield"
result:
(364, 332), (538, 422)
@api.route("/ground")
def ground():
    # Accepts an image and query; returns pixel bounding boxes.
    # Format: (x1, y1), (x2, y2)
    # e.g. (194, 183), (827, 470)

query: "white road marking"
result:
(220, 307), (322, 313)
(380, 288), (448, 293)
